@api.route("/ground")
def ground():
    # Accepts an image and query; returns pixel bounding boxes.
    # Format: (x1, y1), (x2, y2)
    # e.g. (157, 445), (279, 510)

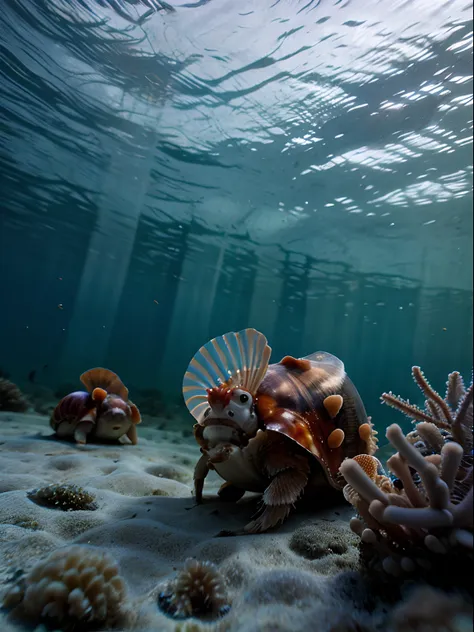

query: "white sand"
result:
(0, 412), (373, 632)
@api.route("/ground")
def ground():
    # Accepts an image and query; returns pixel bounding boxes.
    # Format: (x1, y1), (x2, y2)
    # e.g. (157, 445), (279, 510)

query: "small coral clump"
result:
(340, 367), (473, 585)
(27, 484), (98, 511)
(0, 378), (29, 412)
(2, 544), (128, 627)
(289, 523), (349, 559)
(158, 558), (231, 621)
(389, 585), (473, 632)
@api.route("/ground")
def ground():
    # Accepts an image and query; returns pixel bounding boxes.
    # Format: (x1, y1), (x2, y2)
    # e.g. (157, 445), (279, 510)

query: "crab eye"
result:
(227, 410), (235, 418)
(239, 393), (249, 403)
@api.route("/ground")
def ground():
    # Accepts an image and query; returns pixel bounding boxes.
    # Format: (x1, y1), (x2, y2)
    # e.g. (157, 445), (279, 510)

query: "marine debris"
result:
(2, 544), (129, 628)
(340, 366), (473, 587)
(0, 377), (29, 412)
(27, 483), (98, 511)
(158, 558), (231, 620)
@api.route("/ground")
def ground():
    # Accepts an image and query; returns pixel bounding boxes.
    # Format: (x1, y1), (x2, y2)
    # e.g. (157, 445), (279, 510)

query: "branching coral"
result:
(0, 378), (29, 412)
(158, 558), (231, 621)
(27, 484), (98, 511)
(340, 367), (473, 585)
(2, 544), (128, 628)
(381, 367), (473, 453)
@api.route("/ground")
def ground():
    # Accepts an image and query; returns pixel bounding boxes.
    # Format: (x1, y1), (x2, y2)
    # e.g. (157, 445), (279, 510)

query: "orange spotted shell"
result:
(255, 353), (369, 488)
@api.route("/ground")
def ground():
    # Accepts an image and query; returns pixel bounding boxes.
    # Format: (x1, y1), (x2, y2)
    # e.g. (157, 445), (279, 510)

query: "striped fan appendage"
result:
(182, 328), (271, 422)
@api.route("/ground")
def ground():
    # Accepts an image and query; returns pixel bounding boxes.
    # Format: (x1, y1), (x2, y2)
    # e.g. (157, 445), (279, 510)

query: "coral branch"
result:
(415, 422), (444, 452)
(387, 425), (450, 509)
(440, 442), (463, 491)
(381, 392), (436, 424)
(412, 367), (454, 426)
(446, 371), (465, 409)
(383, 505), (453, 529)
(452, 381), (473, 446)
(426, 399), (443, 420)
(386, 453), (426, 508)
(386, 424), (428, 471)
(342, 365), (472, 582)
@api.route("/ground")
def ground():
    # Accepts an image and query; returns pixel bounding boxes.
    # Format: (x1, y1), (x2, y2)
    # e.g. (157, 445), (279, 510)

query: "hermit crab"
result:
(183, 328), (376, 533)
(50, 368), (141, 445)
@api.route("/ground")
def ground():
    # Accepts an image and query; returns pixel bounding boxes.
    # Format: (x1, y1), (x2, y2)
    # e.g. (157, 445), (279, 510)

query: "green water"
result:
(0, 0), (472, 442)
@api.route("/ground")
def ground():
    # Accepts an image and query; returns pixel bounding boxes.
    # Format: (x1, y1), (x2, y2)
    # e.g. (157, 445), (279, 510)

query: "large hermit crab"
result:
(51, 368), (141, 445)
(183, 328), (377, 533)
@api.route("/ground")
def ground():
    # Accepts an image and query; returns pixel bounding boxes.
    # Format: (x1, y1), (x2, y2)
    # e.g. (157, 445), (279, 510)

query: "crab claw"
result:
(207, 443), (236, 464)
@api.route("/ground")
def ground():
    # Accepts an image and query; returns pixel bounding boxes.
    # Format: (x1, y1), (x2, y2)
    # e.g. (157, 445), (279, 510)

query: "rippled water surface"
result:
(1, 0), (472, 430)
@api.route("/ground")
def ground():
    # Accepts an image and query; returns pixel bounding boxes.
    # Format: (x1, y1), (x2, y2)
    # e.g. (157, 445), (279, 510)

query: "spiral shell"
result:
(50, 391), (95, 435)
(50, 368), (142, 444)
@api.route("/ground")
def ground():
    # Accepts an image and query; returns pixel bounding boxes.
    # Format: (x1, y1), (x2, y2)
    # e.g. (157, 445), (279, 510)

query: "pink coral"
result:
(340, 368), (473, 583)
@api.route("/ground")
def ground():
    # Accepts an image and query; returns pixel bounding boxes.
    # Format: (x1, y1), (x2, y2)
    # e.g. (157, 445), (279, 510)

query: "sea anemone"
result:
(158, 558), (231, 621)
(0, 378), (29, 412)
(2, 544), (128, 628)
(27, 483), (98, 511)
(339, 367), (473, 586)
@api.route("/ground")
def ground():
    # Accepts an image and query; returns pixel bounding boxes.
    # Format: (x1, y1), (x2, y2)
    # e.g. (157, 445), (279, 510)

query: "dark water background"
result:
(0, 0), (472, 441)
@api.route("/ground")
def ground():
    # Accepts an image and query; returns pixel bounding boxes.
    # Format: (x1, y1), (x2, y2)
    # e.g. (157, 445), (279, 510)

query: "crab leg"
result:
(244, 467), (308, 533)
(194, 453), (210, 504)
(243, 441), (311, 534)
(74, 416), (96, 445)
(74, 424), (91, 444)
(126, 424), (138, 445)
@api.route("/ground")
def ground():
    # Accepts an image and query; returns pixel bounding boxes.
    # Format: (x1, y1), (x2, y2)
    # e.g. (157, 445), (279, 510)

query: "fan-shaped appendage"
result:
(183, 328), (272, 422)
(80, 368), (129, 400)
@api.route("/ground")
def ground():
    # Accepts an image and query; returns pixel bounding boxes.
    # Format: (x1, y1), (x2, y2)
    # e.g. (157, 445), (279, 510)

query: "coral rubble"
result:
(0, 378), (29, 412)
(27, 483), (98, 511)
(2, 544), (129, 628)
(340, 367), (473, 586)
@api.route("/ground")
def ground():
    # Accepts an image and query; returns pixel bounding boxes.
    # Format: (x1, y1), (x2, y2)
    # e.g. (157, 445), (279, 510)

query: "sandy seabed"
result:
(0, 412), (468, 632)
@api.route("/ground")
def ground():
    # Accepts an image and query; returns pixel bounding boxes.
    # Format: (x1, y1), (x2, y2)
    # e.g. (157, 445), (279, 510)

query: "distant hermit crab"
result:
(51, 368), (141, 445)
(183, 328), (377, 533)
